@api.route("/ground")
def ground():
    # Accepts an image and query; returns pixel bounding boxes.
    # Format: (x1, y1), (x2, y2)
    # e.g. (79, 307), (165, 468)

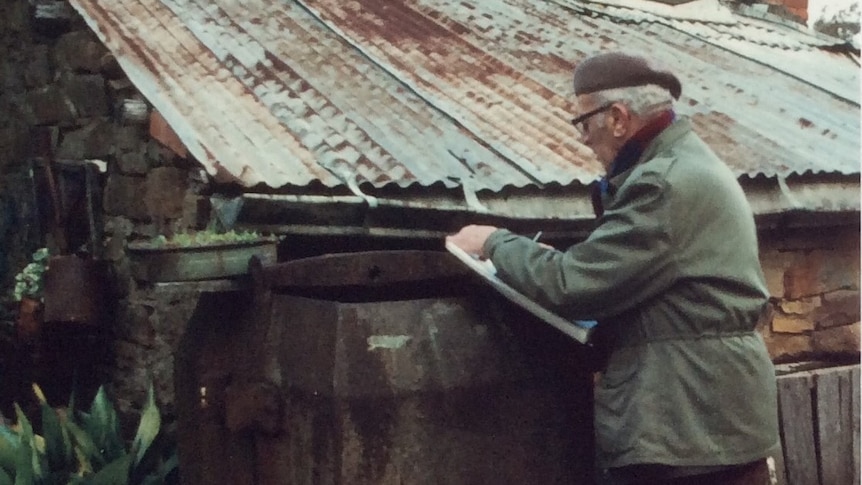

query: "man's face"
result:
(574, 94), (621, 172)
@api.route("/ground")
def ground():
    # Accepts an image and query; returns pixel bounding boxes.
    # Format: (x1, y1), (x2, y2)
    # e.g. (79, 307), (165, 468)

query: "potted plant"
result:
(11, 248), (49, 341)
(126, 229), (278, 283)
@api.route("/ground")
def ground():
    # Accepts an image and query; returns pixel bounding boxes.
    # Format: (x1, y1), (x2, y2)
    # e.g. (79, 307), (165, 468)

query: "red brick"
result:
(773, 314), (815, 334)
(820, 248), (860, 292)
(761, 327), (814, 362)
(783, 249), (860, 299)
(788, 7), (807, 21)
(782, 0), (807, 11)
(149, 110), (188, 158)
(813, 322), (861, 356)
(779, 297), (820, 316)
(813, 290), (861, 329)
(759, 248), (790, 298)
(783, 251), (821, 299)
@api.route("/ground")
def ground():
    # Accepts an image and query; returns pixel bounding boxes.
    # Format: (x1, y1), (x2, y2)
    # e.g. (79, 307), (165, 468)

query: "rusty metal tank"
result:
(176, 250), (595, 484)
(43, 254), (106, 325)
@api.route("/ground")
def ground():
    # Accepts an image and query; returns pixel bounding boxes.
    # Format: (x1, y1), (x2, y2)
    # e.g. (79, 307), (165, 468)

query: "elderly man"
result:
(447, 52), (780, 485)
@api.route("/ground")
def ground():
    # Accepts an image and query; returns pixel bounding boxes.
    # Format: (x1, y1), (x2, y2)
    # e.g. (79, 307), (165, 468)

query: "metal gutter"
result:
(238, 175), (860, 238)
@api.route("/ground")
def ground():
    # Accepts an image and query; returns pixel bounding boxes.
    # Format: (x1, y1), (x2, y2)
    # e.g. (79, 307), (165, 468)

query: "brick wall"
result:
(760, 0), (809, 22)
(759, 225), (860, 363)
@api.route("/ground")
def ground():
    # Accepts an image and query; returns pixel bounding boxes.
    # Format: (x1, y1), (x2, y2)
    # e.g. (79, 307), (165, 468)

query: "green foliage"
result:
(148, 230), (267, 249)
(12, 249), (49, 302)
(128, 388), (158, 471)
(0, 384), (177, 485)
(78, 388), (125, 466)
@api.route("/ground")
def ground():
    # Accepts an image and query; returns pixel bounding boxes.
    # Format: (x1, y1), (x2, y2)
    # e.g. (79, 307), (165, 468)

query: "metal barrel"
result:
(176, 250), (595, 484)
(42, 254), (105, 325)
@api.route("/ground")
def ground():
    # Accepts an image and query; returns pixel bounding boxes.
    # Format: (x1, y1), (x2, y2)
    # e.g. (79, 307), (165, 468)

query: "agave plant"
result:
(0, 383), (177, 485)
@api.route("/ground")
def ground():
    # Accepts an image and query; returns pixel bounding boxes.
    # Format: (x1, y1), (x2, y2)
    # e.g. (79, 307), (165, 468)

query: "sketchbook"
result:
(445, 241), (595, 344)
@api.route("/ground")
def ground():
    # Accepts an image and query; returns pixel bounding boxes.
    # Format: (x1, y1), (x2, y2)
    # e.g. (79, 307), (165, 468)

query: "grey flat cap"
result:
(573, 52), (682, 100)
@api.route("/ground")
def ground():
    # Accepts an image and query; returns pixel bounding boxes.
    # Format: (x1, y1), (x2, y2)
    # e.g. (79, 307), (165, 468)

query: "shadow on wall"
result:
(0, 196), (17, 291)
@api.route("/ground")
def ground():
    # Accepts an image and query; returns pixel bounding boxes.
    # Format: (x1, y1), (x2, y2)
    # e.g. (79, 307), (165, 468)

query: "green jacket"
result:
(484, 118), (780, 469)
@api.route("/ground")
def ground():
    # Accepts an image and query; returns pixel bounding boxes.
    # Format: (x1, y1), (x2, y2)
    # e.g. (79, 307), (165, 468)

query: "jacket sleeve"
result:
(484, 172), (678, 320)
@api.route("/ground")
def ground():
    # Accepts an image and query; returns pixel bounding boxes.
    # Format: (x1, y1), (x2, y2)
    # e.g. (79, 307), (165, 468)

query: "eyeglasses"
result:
(570, 102), (614, 135)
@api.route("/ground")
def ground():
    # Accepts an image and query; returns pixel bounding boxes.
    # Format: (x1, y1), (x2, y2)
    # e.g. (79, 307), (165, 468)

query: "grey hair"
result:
(590, 84), (675, 118)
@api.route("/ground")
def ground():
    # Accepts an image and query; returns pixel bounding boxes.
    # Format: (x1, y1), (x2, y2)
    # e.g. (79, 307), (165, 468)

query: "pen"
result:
(532, 231), (543, 242)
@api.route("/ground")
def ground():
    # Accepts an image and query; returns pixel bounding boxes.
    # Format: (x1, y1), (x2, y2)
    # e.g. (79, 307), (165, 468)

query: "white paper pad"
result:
(445, 241), (594, 344)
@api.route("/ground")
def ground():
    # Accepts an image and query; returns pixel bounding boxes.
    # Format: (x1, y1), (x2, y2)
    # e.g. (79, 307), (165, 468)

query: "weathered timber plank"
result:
(778, 373), (819, 485)
(815, 369), (853, 485)
(773, 447), (789, 485)
(852, 367), (860, 485)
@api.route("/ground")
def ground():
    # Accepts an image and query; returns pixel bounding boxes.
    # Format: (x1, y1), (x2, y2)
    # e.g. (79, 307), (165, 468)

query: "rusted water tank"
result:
(176, 250), (595, 484)
(43, 254), (105, 325)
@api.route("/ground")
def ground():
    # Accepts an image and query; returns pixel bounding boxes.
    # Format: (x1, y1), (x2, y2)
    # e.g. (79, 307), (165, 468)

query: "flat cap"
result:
(573, 52), (682, 100)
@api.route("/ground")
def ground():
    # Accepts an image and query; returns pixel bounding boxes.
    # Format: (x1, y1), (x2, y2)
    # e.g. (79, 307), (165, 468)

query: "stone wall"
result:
(0, 0), (208, 424)
(760, 225), (860, 363)
(0, 0), (44, 308)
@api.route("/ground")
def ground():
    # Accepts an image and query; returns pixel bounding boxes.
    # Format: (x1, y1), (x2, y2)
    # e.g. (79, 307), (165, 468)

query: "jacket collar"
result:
(590, 115), (693, 218)
(608, 116), (693, 188)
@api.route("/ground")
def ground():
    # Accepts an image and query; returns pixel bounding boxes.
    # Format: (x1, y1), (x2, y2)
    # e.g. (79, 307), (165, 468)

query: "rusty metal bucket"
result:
(43, 254), (105, 325)
(175, 250), (595, 485)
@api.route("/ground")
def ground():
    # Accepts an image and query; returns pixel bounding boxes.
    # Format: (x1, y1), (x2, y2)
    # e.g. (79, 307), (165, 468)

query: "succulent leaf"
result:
(129, 386), (160, 468)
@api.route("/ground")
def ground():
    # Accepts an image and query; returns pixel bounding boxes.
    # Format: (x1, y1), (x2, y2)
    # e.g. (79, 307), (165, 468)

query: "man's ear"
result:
(608, 103), (630, 138)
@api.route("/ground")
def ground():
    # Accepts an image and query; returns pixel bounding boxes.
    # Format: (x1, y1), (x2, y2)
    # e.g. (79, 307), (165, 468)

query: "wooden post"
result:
(777, 374), (819, 485)
(776, 364), (861, 485)
(852, 367), (860, 485)
(815, 368), (854, 484)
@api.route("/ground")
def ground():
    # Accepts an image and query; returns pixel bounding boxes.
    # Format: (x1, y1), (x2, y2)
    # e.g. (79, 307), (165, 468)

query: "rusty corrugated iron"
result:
(561, 0), (860, 103)
(570, 0), (849, 49)
(67, 0), (859, 196)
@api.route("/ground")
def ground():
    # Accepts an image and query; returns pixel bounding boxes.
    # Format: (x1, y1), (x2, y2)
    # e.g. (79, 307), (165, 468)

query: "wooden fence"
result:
(776, 363), (860, 485)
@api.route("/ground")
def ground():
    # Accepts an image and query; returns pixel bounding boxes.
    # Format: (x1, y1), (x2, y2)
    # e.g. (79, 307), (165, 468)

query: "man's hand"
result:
(446, 225), (499, 257)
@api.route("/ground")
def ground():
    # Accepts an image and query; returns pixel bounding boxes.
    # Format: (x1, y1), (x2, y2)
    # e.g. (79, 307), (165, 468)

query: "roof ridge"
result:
(727, 2), (854, 48)
(576, 0), (737, 24)
(575, 0), (854, 49)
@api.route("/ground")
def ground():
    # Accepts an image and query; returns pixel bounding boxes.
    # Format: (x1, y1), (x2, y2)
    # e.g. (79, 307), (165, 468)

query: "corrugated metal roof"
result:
(574, 0), (849, 49)
(577, 0), (738, 24)
(68, 0), (859, 196)
(564, 0), (860, 102)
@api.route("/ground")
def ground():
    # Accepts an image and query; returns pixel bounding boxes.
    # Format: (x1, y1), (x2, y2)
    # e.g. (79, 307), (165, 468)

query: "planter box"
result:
(128, 239), (277, 283)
